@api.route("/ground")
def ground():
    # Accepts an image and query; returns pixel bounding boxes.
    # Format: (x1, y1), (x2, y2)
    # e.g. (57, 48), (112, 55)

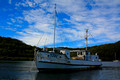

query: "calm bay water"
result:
(0, 61), (120, 80)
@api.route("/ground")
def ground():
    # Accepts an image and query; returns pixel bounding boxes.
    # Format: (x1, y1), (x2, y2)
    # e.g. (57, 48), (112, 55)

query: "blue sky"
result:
(0, 0), (120, 48)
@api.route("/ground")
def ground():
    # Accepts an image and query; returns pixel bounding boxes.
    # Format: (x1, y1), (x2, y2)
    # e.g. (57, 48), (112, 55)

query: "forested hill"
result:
(0, 36), (35, 60)
(0, 36), (120, 61)
(88, 41), (120, 61)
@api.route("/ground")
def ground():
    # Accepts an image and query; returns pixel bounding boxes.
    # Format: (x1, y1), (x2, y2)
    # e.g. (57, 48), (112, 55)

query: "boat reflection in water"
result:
(35, 70), (100, 80)
(0, 71), (100, 80)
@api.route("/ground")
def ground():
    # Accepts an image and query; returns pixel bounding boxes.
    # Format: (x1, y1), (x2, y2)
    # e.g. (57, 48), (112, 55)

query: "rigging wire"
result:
(29, 33), (45, 72)
(89, 32), (96, 42)
(36, 33), (45, 47)
(44, 34), (48, 47)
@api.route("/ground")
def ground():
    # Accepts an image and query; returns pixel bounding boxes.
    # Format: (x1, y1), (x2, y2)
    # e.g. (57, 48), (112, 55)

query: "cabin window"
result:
(80, 52), (82, 55)
(96, 57), (97, 59)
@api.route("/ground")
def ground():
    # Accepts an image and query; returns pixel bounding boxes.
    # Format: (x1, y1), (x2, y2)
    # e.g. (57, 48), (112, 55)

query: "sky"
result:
(0, 0), (120, 48)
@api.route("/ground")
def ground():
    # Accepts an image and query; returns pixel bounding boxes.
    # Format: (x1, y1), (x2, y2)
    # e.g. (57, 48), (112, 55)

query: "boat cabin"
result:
(71, 50), (99, 61)
(60, 49), (70, 59)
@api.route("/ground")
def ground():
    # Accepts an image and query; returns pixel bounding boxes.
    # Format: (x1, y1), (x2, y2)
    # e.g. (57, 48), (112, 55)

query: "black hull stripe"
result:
(38, 67), (102, 72)
(38, 61), (102, 66)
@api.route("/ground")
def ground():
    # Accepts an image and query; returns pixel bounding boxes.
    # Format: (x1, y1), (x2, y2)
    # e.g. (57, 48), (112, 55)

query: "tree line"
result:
(0, 36), (120, 61)
(0, 36), (35, 60)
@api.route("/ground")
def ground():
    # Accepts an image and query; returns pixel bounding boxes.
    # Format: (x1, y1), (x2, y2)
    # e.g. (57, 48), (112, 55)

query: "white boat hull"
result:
(36, 60), (102, 71)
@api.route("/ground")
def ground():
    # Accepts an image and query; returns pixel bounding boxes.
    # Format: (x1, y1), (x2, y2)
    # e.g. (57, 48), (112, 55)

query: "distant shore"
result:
(0, 56), (33, 61)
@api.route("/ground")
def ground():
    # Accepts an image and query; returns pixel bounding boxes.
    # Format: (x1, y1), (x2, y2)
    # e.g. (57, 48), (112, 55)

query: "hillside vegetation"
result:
(88, 41), (120, 61)
(0, 36), (120, 61)
(0, 36), (35, 60)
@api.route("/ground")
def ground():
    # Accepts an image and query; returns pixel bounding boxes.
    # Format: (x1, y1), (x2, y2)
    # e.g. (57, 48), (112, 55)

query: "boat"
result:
(34, 4), (102, 71)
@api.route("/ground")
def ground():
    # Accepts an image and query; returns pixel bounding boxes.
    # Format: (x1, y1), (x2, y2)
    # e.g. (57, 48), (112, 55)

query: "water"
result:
(0, 61), (120, 80)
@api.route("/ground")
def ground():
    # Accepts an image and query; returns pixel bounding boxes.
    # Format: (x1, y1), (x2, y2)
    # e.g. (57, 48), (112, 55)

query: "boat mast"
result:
(53, 4), (56, 52)
(85, 29), (88, 51)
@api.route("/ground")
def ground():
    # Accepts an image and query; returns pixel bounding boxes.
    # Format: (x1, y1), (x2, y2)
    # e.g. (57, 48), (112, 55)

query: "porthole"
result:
(59, 56), (61, 58)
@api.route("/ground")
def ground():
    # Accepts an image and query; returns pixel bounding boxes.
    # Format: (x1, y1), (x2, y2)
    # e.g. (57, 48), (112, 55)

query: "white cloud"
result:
(9, 0), (11, 4)
(5, 28), (16, 31)
(15, 25), (21, 27)
(11, 18), (16, 23)
(15, 0), (120, 47)
(15, 0), (35, 7)
(7, 22), (12, 25)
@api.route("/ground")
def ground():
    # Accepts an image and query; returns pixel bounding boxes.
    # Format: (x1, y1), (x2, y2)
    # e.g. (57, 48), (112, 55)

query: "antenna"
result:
(53, 4), (56, 52)
(85, 29), (88, 51)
